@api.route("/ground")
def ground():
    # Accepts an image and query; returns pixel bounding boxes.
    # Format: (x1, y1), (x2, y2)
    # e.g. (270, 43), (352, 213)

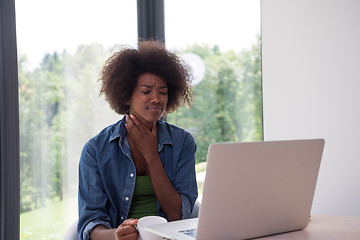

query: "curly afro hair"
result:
(99, 41), (193, 115)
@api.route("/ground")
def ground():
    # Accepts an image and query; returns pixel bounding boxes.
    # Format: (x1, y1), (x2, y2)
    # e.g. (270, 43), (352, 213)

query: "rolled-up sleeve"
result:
(180, 194), (193, 219)
(82, 220), (111, 240)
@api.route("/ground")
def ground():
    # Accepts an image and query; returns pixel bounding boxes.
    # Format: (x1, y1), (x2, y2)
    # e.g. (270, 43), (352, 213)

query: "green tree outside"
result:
(168, 39), (263, 163)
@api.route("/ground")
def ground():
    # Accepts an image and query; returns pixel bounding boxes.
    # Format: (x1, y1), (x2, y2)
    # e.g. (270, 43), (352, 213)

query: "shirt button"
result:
(125, 196), (129, 201)
(130, 173), (134, 177)
(121, 216), (124, 220)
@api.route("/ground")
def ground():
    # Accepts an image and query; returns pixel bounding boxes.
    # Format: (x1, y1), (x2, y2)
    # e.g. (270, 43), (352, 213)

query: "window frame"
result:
(0, 0), (20, 239)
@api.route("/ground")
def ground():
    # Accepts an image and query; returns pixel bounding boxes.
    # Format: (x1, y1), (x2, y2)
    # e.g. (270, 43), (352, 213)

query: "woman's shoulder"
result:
(159, 120), (187, 133)
(88, 118), (124, 145)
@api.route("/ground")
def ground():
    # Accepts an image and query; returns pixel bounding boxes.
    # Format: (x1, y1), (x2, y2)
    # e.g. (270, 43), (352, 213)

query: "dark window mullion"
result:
(0, 0), (20, 239)
(137, 0), (165, 43)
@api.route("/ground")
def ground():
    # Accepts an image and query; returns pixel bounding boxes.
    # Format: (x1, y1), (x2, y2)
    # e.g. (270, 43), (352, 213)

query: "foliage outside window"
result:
(168, 40), (263, 164)
(18, 44), (117, 239)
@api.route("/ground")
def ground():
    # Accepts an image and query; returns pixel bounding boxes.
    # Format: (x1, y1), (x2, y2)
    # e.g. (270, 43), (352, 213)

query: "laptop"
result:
(145, 139), (325, 240)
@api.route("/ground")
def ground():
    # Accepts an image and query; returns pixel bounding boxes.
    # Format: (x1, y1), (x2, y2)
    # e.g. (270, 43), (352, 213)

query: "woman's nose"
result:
(150, 92), (160, 103)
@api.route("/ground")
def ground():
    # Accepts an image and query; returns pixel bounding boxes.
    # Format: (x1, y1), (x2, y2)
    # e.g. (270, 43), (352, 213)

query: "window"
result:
(15, 0), (137, 239)
(165, 0), (263, 196)
(1, 0), (262, 239)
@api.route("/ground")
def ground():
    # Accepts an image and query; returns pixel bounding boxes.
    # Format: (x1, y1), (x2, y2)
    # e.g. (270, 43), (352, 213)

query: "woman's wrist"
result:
(145, 154), (162, 170)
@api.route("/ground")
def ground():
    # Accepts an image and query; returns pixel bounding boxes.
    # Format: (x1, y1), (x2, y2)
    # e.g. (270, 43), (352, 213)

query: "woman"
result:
(77, 41), (198, 240)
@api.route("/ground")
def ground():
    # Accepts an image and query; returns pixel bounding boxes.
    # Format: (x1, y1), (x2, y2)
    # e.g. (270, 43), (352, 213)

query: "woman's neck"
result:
(128, 112), (154, 131)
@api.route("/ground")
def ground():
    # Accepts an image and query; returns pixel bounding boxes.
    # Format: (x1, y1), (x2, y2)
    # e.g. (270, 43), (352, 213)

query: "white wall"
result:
(261, 0), (360, 217)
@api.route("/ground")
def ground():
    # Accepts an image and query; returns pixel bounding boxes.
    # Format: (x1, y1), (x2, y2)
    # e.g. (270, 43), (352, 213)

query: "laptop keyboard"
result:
(179, 228), (197, 238)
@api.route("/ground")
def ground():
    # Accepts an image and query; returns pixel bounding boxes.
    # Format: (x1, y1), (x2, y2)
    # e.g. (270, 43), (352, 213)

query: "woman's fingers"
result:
(152, 122), (157, 138)
(125, 114), (140, 132)
(126, 114), (147, 131)
(129, 114), (144, 129)
(115, 219), (139, 240)
(125, 114), (158, 160)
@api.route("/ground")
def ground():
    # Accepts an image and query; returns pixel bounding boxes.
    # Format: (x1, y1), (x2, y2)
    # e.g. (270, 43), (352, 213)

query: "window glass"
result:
(165, 0), (262, 197)
(15, 0), (137, 239)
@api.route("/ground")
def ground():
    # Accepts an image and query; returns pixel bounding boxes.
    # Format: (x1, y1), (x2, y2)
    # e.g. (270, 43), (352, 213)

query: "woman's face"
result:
(128, 73), (168, 128)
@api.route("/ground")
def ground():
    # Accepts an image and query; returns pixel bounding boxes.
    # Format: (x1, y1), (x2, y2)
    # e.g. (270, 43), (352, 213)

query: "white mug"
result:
(137, 216), (167, 240)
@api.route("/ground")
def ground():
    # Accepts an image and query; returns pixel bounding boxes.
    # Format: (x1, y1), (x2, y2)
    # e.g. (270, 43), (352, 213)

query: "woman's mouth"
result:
(146, 105), (163, 111)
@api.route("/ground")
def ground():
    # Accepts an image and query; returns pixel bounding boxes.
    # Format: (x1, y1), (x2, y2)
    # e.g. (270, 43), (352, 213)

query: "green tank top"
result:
(127, 175), (158, 219)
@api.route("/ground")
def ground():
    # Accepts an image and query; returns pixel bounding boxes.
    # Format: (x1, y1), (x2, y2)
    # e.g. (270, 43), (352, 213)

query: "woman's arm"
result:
(79, 140), (140, 240)
(146, 151), (183, 221)
(125, 114), (182, 221)
(78, 140), (112, 239)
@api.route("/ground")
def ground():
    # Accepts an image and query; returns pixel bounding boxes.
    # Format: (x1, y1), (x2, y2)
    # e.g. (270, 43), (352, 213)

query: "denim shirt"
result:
(77, 116), (198, 240)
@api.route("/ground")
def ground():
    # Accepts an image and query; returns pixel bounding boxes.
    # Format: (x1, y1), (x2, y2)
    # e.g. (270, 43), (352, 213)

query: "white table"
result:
(256, 214), (360, 240)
